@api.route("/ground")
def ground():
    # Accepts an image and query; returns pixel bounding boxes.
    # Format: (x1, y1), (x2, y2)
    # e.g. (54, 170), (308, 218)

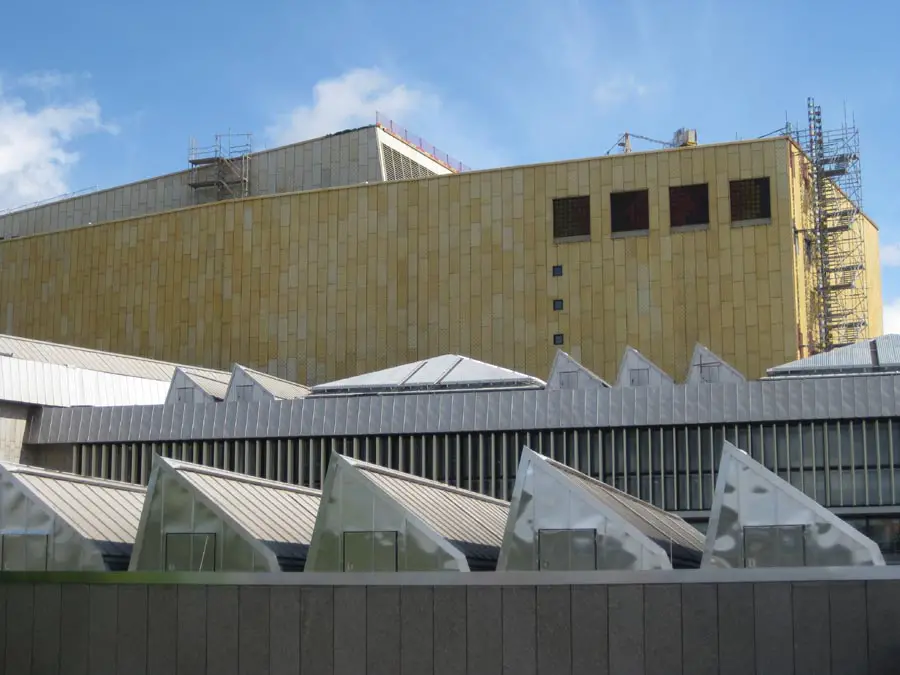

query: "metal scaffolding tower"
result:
(188, 132), (252, 202)
(788, 98), (867, 353)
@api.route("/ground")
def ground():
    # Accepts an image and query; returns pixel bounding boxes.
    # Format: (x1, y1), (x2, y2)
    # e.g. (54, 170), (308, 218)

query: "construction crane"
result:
(605, 128), (698, 155)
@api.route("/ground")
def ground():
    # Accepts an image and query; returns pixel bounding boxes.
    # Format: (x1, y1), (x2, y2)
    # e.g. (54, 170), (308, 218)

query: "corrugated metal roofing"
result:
(312, 354), (545, 393)
(876, 335), (900, 367)
(0, 333), (228, 382)
(162, 458), (320, 569)
(27, 373), (900, 445)
(768, 340), (874, 374)
(537, 452), (704, 555)
(240, 366), (311, 400)
(767, 336), (900, 376)
(0, 357), (171, 407)
(182, 369), (231, 399)
(346, 457), (508, 563)
(0, 462), (145, 568)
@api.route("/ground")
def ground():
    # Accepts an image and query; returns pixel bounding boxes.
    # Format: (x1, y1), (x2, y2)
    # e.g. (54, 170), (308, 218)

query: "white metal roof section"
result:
(615, 347), (674, 388)
(702, 442), (885, 569)
(225, 365), (310, 402)
(0, 357), (171, 407)
(0, 333), (229, 382)
(157, 458), (321, 569)
(348, 456), (510, 565)
(766, 335), (900, 377)
(545, 350), (610, 390)
(182, 368), (231, 399)
(311, 354), (545, 394)
(685, 344), (746, 385)
(0, 462), (145, 568)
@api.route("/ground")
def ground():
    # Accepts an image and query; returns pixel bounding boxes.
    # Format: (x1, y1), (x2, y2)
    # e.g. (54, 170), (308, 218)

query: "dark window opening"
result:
(553, 299), (564, 311)
(553, 333), (564, 346)
(629, 368), (650, 386)
(699, 363), (720, 383)
(669, 183), (710, 228)
(552, 196), (591, 240)
(610, 189), (650, 234)
(730, 177), (771, 222)
(552, 265), (563, 277)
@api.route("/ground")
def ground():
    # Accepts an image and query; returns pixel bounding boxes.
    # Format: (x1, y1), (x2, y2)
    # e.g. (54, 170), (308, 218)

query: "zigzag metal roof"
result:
(26, 373), (900, 445)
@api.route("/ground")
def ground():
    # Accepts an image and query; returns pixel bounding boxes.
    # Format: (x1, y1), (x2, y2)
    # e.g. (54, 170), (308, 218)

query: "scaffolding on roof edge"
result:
(187, 131), (252, 203)
(786, 97), (868, 355)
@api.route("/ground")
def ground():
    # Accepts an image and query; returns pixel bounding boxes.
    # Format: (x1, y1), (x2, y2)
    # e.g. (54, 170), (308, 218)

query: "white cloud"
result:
(16, 70), (88, 93)
(884, 298), (900, 335)
(0, 81), (110, 211)
(594, 73), (650, 107)
(267, 68), (438, 146)
(881, 243), (900, 267)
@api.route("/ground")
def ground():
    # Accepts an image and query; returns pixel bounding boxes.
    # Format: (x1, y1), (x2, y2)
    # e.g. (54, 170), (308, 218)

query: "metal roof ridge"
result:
(346, 457), (509, 506)
(0, 461), (145, 492)
(0, 333), (227, 377)
(161, 457), (321, 495)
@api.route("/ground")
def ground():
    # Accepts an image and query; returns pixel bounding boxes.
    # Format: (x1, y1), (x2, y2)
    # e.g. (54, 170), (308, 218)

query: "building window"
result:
(0, 534), (48, 571)
(699, 363), (720, 383)
(343, 531), (398, 572)
(553, 299), (564, 311)
(610, 189), (650, 234)
(669, 184), (710, 228)
(558, 371), (579, 389)
(553, 333), (564, 346)
(552, 265), (563, 277)
(164, 533), (216, 572)
(552, 196), (591, 240)
(629, 368), (650, 386)
(235, 384), (255, 402)
(730, 177), (771, 223)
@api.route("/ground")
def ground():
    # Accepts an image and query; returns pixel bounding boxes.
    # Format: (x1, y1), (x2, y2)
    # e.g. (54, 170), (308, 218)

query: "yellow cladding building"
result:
(0, 135), (882, 383)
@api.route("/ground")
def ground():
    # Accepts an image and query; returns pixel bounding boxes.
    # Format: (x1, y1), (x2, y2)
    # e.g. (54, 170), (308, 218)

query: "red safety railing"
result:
(375, 112), (471, 173)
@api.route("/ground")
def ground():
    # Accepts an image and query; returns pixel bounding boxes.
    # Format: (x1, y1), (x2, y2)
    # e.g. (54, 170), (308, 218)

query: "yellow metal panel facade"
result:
(0, 137), (882, 383)
(788, 141), (883, 354)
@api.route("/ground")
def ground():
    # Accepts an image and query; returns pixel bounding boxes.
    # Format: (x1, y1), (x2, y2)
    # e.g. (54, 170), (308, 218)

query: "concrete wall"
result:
(0, 127), (389, 239)
(0, 402), (29, 462)
(0, 137), (855, 382)
(1, 569), (900, 674)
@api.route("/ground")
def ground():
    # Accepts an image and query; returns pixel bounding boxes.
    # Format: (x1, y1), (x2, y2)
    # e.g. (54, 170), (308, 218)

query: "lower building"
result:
(12, 336), (900, 563)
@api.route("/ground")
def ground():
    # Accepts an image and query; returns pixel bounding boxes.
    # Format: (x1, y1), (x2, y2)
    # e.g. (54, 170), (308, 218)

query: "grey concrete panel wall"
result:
(4, 575), (900, 674)
(0, 128), (386, 239)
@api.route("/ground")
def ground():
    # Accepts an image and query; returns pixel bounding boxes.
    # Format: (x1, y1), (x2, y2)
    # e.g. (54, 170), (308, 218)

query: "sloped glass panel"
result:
(538, 529), (596, 571)
(343, 531), (398, 572)
(1, 534), (48, 571)
(702, 441), (885, 568)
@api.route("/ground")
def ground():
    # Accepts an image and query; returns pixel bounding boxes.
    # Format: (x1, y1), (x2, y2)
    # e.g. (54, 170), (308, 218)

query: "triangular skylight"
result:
(702, 441), (884, 568)
(615, 347), (673, 387)
(546, 350), (610, 390)
(685, 344), (745, 384)
(497, 448), (703, 571)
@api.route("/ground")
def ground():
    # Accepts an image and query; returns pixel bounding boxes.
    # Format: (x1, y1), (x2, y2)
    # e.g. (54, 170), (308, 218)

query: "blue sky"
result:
(1, 0), (898, 326)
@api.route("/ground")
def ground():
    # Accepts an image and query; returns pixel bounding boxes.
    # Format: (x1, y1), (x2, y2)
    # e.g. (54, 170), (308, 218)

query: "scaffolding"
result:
(188, 132), (252, 202)
(787, 98), (867, 353)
